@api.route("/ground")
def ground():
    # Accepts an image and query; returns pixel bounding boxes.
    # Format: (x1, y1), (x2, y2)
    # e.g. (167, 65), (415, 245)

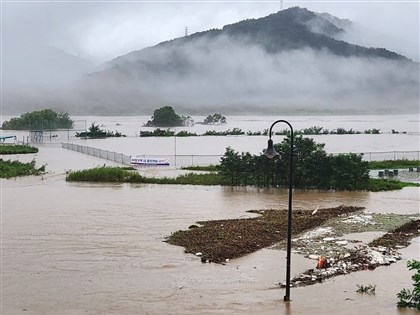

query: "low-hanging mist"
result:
(66, 35), (419, 115)
(3, 7), (419, 116)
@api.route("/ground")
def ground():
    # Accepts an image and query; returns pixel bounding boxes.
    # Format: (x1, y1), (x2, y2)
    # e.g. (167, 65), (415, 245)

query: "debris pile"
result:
(167, 205), (364, 263)
(282, 245), (402, 288)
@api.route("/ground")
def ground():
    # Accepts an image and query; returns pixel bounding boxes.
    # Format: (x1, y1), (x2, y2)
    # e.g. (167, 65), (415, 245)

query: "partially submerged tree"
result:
(145, 106), (194, 127)
(202, 113), (227, 125)
(76, 123), (124, 138)
(218, 135), (369, 190)
(1, 109), (74, 130)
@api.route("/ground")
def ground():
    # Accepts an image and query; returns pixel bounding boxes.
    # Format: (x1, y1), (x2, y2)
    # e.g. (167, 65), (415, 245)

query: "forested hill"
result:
(219, 7), (405, 59)
(108, 6), (407, 69)
(51, 7), (418, 115)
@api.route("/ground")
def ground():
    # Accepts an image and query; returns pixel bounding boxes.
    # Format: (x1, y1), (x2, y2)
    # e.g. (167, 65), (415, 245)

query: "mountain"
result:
(103, 7), (406, 76)
(4, 7), (419, 115)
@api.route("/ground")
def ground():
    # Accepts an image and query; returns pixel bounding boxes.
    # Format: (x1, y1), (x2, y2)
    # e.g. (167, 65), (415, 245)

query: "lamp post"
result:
(264, 119), (294, 302)
(174, 135), (177, 168)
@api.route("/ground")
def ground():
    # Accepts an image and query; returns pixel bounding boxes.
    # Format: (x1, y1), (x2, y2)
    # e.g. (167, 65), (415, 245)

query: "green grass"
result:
(164, 172), (225, 185)
(66, 166), (226, 185)
(66, 166), (418, 191)
(181, 165), (219, 172)
(0, 145), (38, 155)
(66, 167), (143, 182)
(368, 159), (420, 170)
(367, 178), (420, 192)
(0, 159), (45, 178)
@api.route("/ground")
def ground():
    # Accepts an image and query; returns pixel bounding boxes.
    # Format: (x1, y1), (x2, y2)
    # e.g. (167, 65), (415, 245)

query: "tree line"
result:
(218, 135), (370, 190)
(1, 109), (73, 130)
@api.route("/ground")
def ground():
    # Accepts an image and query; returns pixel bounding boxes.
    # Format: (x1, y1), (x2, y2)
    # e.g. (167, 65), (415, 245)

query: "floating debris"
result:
(297, 227), (333, 240)
(335, 240), (348, 246)
(343, 214), (376, 225)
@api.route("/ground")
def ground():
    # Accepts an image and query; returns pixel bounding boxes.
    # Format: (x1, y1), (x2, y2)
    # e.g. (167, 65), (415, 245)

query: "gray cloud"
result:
(3, 1), (418, 63)
(51, 35), (418, 115)
(2, 1), (418, 115)
(295, 1), (419, 61)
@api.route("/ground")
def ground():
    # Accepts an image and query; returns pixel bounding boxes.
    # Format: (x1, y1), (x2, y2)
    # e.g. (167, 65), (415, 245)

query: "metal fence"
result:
(62, 142), (420, 167)
(338, 150), (420, 161)
(62, 143), (132, 165)
(61, 143), (224, 167)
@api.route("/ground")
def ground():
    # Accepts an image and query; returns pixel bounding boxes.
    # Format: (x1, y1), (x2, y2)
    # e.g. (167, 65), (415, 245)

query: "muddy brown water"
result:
(1, 141), (420, 314)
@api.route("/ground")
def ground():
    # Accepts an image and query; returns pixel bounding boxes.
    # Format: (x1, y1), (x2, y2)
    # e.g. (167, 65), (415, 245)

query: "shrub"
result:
(0, 159), (45, 178)
(0, 145), (38, 154)
(397, 260), (420, 310)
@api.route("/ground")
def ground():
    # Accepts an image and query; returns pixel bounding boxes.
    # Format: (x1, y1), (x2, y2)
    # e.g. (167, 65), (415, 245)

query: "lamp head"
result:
(263, 138), (279, 159)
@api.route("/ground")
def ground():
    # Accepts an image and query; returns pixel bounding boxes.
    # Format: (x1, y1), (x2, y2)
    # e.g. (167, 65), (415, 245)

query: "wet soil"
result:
(167, 205), (365, 263)
(370, 219), (420, 248)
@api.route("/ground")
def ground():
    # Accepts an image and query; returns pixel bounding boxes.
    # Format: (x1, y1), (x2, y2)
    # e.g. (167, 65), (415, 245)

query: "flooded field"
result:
(1, 115), (419, 314)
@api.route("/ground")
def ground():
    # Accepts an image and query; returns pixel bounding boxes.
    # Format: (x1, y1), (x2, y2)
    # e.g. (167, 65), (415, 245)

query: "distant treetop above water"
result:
(1, 109), (74, 130)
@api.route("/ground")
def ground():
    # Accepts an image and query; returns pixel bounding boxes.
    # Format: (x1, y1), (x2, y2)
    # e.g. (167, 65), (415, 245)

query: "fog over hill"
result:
(3, 7), (419, 115)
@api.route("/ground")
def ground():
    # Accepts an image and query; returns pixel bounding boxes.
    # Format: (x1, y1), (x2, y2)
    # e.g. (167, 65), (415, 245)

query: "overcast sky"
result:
(2, 0), (419, 63)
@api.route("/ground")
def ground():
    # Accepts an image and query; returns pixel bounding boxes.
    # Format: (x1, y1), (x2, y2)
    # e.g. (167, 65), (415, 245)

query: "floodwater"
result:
(2, 114), (420, 164)
(1, 115), (420, 314)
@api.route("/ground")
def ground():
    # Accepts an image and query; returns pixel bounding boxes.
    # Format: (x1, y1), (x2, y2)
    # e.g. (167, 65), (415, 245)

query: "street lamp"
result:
(264, 119), (294, 302)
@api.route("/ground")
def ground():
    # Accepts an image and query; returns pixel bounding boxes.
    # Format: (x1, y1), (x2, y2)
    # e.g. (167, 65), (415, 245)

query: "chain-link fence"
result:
(334, 150), (420, 161)
(62, 143), (132, 165)
(62, 141), (420, 167)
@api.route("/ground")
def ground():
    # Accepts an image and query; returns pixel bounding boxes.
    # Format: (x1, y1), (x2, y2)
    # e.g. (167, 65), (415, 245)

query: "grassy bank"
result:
(66, 166), (419, 191)
(181, 165), (218, 172)
(368, 159), (420, 170)
(367, 178), (419, 191)
(66, 166), (226, 185)
(0, 145), (38, 155)
(0, 159), (45, 178)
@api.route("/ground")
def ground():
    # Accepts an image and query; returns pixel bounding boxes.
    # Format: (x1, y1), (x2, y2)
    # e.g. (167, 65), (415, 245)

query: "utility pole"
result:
(280, 0), (283, 10)
(185, 27), (188, 37)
